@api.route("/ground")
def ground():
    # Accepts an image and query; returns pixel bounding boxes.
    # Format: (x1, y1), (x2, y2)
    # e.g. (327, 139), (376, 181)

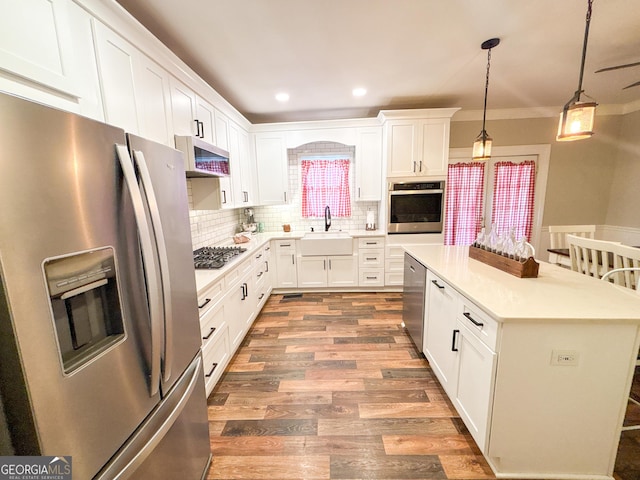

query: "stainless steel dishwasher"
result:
(402, 252), (427, 352)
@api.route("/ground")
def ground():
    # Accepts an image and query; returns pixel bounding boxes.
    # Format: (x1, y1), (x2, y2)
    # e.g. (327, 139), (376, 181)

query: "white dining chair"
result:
(548, 225), (596, 267)
(601, 261), (640, 432)
(567, 234), (619, 279)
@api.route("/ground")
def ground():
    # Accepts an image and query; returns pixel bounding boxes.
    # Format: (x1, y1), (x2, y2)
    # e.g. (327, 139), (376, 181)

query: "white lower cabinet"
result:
(226, 269), (255, 349)
(422, 268), (499, 454)
(297, 255), (357, 288)
(423, 271), (459, 395)
(273, 240), (297, 288)
(452, 320), (497, 453)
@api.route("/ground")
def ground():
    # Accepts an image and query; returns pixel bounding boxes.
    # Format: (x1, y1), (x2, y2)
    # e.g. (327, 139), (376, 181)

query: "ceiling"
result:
(115, 0), (640, 124)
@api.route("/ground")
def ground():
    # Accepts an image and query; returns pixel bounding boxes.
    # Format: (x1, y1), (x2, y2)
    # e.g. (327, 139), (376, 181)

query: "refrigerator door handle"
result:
(116, 145), (162, 398)
(132, 150), (173, 383)
(93, 355), (203, 480)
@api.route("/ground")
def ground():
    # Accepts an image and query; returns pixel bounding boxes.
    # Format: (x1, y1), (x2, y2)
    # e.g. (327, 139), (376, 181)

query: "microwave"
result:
(175, 135), (230, 177)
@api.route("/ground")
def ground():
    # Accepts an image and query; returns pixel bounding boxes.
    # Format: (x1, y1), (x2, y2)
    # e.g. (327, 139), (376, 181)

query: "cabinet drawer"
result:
(359, 269), (384, 287)
(203, 327), (230, 396)
(457, 298), (499, 351)
(197, 277), (224, 318)
(225, 257), (253, 288)
(359, 249), (384, 268)
(358, 237), (385, 249)
(200, 300), (225, 344)
(273, 239), (296, 252)
(386, 257), (405, 272)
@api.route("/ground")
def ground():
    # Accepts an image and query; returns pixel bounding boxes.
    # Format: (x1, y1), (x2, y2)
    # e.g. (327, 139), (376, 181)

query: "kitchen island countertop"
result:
(404, 244), (640, 324)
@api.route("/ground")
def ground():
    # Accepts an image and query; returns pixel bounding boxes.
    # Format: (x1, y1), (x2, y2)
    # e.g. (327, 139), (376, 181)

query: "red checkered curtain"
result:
(491, 160), (536, 240)
(444, 162), (485, 245)
(301, 159), (351, 217)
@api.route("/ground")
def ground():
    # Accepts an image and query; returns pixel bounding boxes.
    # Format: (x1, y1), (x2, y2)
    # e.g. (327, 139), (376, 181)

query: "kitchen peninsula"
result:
(404, 244), (640, 480)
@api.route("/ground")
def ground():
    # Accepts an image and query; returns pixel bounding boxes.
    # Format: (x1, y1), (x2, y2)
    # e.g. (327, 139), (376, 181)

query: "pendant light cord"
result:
(481, 47), (492, 136)
(575, 0), (593, 101)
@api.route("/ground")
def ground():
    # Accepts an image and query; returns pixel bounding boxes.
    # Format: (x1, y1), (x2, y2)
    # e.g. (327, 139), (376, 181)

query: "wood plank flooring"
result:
(206, 292), (640, 480)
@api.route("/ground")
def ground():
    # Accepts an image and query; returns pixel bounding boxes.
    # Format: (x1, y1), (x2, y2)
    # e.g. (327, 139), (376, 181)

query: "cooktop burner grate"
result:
(193, 246), (247, 269)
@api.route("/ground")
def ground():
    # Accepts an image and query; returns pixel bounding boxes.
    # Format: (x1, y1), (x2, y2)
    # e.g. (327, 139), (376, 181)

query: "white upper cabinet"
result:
(169, 76), (222, 146)
(380, 109), (458, 178)
(355, 127), (383, 201)
(169, 77), (198, 137)
(135, 55), (174, 145)
(254, 132), (289, 205)
(93, 21), (141, 134)
(214, 109), (229, 150)
(94, 21), (174, 144)
(0, 0), (79, 98)
(195, 97), (216, 145)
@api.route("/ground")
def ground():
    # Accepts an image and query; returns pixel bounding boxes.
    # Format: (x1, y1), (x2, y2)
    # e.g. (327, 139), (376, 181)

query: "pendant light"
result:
(472, 38), (500, 160)
(557, 0), (597, 141)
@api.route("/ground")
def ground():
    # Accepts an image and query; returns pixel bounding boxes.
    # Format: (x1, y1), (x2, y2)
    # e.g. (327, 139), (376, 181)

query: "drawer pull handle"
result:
(280, 243), (291, 247)
(259, 293), (265, 300)
(198, 298), (211, 309)
(366, 242), (376, 245)
(256, 253), (262, 259)
(409, 265), (416, 272)
(366, 257), (377, 261)
(205, 363), (218, 378)
(257, 271), (263, 278)
(463, 312), (484, 327)
(451, 329), (460, 352)
(431, 280), (445, 289)
(366, 276), (377, 280)
(202, 327), (216, 340)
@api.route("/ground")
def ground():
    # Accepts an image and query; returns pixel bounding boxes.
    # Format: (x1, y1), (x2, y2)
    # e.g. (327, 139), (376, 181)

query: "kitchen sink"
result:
(299, 231), (353, 256)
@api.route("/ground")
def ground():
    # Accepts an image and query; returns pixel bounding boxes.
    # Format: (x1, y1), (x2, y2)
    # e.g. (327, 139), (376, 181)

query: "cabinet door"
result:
(214, 109), (229, 150)
(453, 321), (497, 453)
(135, 55), (173, 145)
(420, 119), (449, 177)
(0, 0), (79, 98)
(93, 22), (140, 134)
(386, 121), (418, 177)
(424, 271), (458, 395)
(169, 77), (197, 137)
(227, 273), (253, 349)
(230, 121), (253, 206)
(195, 98), (216, 144)
(274, 249), (297, 288)
(238, 128), (255, 205)
(297, 257), (327, 287)
(355, 127), (382, 201)
(327, 256), (358, 287)
(254, 133), (289, 205)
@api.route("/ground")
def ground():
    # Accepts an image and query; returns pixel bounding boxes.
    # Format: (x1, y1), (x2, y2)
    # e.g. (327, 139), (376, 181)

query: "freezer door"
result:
(0, 93), (159, 479)
(126, 134), (202, 394)
(95, 353), (211, 480)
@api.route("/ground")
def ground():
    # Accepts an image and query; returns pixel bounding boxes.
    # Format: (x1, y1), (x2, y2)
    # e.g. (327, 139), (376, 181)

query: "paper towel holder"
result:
(365, 208), (377, 231)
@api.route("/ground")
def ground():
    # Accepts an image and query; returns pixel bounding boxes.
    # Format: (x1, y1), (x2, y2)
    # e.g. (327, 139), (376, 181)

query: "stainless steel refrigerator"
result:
(0, 93), (211, 479)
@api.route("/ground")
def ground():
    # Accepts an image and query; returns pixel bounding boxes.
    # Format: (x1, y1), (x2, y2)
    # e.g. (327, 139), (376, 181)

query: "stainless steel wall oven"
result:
(388, 181), (445, 234)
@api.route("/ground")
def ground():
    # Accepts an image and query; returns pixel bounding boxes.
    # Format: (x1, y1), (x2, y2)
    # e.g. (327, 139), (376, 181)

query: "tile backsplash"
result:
(188, 141), (381, 249)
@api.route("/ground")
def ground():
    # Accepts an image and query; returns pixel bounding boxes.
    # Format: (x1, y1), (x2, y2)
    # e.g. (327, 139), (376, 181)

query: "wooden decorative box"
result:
(469, 245), (539, 278)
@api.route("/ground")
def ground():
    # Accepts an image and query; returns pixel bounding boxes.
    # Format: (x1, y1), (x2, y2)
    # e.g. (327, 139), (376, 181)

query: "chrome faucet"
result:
(324, 205), (331, 231)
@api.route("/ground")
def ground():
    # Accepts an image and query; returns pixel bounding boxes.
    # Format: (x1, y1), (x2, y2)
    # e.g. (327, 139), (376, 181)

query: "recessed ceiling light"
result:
(352, 87), (367, 97)
(275, 92), (290, 102)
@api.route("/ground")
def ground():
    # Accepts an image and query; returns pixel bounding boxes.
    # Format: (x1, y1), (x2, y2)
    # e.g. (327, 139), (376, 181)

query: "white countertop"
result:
(404, 245), (640, 323)
(194, 230), (386, 293)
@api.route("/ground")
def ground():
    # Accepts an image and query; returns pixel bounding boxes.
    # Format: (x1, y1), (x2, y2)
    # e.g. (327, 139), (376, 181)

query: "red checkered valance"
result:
(301, 159), (351, 218)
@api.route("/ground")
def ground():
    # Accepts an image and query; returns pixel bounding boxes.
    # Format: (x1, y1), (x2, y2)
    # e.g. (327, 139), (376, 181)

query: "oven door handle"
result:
(389, 189), (444, 195)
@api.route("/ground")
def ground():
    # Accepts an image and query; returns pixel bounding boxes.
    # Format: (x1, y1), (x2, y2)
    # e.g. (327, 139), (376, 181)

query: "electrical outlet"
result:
(551, 350), (579, 366)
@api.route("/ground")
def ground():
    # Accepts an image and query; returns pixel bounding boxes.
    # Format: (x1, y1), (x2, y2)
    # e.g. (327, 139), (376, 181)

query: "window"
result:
(444, 162), (485, 245)
(301, 157), (351, 217)
(444, 156), (537, 245)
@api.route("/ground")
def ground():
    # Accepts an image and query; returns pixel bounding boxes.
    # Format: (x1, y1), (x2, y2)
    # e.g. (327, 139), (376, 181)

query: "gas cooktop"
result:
(193, 246), (247, 269)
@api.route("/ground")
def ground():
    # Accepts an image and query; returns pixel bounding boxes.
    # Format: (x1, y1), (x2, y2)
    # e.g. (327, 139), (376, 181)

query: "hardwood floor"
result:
(206, 292), (640, 480)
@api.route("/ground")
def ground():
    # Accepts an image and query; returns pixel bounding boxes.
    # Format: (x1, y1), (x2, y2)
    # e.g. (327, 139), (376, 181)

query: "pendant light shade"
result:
(557, 0), (597, 141)
(472, 38), (500, 161)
